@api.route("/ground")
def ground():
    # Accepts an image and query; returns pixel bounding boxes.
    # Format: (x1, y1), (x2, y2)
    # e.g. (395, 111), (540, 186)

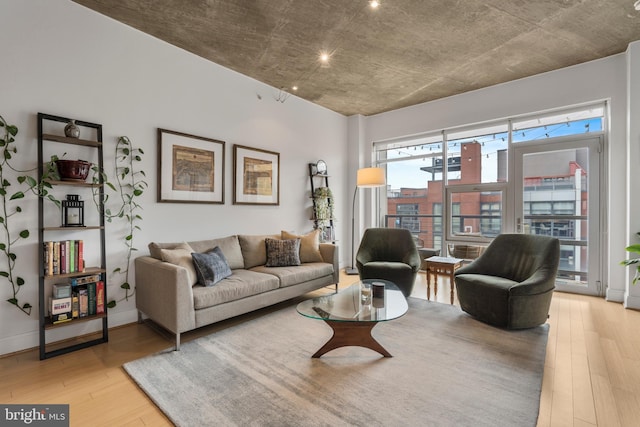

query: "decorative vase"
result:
(64, 120), (80, 138)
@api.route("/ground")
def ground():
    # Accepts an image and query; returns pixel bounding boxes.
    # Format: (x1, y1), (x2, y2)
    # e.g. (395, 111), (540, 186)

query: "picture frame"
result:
(157, 128), (225, 204)
(233, 144), (280, 205)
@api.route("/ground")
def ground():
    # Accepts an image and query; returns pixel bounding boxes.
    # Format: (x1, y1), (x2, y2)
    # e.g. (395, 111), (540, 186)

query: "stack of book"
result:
(49, 273), (105, 324)
(43, 240), (84, 276)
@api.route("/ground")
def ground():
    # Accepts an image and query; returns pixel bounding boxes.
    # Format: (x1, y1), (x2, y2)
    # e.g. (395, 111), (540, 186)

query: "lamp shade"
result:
(356, 167), (385, 188)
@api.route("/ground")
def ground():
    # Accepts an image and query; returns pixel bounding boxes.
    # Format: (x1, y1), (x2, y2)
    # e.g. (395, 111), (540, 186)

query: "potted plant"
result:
(620, 231), (640, 284)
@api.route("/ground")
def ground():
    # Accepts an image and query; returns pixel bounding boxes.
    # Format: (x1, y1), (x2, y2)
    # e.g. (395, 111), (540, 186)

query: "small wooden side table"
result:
(425, 256), (463, 304)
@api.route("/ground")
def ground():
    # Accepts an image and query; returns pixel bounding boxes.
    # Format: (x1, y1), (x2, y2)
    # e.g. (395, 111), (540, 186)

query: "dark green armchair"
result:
(356, 228), (421, 297)
(454, 234), (559, 329)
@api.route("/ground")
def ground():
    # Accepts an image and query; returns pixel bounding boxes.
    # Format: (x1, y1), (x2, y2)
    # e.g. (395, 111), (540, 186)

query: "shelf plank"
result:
(43, 266), (106, 280)
(42, 133), (101, 147)
(45, 179), (101, 188)
(44, 313), (107, 330)
(43, 226), (104, 231)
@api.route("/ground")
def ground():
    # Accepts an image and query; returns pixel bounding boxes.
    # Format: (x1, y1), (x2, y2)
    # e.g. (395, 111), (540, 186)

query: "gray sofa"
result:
(135, 233), (339, 349)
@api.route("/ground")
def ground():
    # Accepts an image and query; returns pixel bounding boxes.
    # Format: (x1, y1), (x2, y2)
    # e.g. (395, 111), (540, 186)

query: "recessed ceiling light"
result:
(369, 0), (380, 9)
(292, 86), (298, 91)
(319, 52), (330, 63)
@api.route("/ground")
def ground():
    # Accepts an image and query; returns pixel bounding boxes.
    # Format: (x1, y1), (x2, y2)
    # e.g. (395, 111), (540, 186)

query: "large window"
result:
(375, 103), (605, 248)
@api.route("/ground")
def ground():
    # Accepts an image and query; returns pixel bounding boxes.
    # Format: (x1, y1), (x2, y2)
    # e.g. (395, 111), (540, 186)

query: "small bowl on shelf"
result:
(56, 160), (91, 181)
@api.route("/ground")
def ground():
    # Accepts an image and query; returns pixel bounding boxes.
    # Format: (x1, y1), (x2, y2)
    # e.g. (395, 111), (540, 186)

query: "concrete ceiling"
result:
(73, 0), (640, 116)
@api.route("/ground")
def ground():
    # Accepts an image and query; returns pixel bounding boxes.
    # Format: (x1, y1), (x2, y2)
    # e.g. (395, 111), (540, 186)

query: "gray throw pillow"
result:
(191, 246), (232, 287)
(265, 238), (301, 267)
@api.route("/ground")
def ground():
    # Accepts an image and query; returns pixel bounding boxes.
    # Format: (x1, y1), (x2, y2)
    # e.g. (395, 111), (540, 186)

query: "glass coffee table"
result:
(296, 279), (408, 358)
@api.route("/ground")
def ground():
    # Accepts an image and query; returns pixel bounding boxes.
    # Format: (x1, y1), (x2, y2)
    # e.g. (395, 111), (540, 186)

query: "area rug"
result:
(123, 298), (549, 427)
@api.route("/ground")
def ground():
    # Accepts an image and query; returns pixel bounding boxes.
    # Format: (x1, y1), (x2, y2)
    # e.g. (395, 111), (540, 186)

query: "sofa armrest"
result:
(134, 256), (196, 334)
(319, 243), (339, 284)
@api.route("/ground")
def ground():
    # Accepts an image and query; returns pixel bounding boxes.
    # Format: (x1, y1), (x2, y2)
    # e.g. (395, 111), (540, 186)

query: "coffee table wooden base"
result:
(312, 320), (392, 358)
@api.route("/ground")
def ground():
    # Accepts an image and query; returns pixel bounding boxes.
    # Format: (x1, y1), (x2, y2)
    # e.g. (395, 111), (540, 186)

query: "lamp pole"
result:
(346, 185), (360, 275)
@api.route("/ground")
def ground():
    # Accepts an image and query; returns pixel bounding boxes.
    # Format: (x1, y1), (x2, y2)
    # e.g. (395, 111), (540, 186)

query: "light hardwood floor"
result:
(2, 271), (640, 426)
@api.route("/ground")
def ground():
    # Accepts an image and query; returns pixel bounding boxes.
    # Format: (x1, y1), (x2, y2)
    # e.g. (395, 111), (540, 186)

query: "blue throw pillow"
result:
(191, 246), (232, 287)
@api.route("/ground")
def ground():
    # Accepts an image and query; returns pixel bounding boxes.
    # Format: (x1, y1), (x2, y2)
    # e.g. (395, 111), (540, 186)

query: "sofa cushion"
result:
(238, 234), (280, 268)
(253, 262), (334, 287)
(159, 242), (198, 286)
(192, 270), (279, 309)
(188, 236), (244, 270)
(282, 230), (323, 263)
(191, 247), (232, 287)
(265, 238), (301, 267)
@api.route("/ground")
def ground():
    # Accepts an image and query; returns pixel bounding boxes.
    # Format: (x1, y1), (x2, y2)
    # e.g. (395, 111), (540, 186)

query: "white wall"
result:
(0, 0), (348, 355)
(360, 52), (632, 306)
(625, 40), (640, 308)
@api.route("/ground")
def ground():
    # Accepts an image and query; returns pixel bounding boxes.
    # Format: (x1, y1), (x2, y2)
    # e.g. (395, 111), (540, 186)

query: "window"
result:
(375, 102), (604, 247)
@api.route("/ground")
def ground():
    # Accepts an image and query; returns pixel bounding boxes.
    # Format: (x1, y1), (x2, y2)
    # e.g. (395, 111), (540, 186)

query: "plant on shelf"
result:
(313, 186), (334, 228)
(93, 136), (147, 308)
(620, 231), (640, 285)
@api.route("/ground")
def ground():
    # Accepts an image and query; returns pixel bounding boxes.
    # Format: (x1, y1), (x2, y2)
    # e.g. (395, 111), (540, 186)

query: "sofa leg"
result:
(334, 283), (338, 293)
(175, 333), (181, 351)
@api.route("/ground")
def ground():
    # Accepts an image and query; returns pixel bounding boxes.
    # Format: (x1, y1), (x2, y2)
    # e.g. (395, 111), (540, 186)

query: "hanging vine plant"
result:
(0, 115), (60, 315)
(93, 136), (147, 308)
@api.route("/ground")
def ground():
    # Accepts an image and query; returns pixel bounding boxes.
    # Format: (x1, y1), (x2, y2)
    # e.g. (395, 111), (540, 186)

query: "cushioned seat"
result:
(356, 228), (421, 297)
(454, 233), (560, 329)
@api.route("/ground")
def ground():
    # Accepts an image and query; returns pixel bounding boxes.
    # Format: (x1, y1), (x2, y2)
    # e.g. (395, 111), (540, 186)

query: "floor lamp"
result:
(345, 167), (386, 275)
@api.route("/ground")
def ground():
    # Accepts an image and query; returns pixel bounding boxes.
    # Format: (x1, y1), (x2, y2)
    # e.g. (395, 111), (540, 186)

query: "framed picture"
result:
(157, 128), (225, 204)
(233, 144), (280, 205)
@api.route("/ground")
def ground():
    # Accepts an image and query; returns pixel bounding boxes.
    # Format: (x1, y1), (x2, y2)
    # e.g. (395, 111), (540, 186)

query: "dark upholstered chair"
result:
(454, 234), (559, 329)
(356, 228), (422, 297)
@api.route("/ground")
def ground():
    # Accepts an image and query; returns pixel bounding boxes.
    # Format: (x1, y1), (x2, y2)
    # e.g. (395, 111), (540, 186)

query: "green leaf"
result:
(625, 244), (640, 254)
(134, 155), (142, 161)
(125, 235), (133, 241)
(17, 277), (25, 286)
(107, 300), (117, 309)
(138, 148), (145, 154)
(7, 125), (18, 136)
(123, 148), (130, 155)
(10, 191), (25, 200)
(0, 189), (5, 196)
(8, 253), (16, 261)
(25, 176), (37, 187)
(22, 303), (32, 309)
(121, 282), (131, 290)
(133, 189), (143, 196)
(7, 298), (17, 305)
(0, 271), (9, 277)
(16, 206), (22, 213)
(19, 230), (29, 238)
(0, 243), (5, 250)
(107, 183), (117, 192)
(4, 150), (11, 160)
(3, 179), (10, 187)
(113, 267), (121, 273)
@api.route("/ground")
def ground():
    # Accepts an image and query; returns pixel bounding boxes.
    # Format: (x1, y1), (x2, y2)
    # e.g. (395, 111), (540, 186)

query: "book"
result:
(87, 281), (96, 316)
(78, 287), (88, 318)
(60, 241), (67, 274)
(71, 294), (79, 318)
(53, 241), (60, 275)
(69, 240), (75, 273)
(96, 281), (105, 314)
(77, 240), (84, 272)
(50, 297), (72, 315)
(69, 274), (102, 287)
(51, 312), (73, 324)
(65, 240), (70, 274)
(44, 241), (53, 276)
